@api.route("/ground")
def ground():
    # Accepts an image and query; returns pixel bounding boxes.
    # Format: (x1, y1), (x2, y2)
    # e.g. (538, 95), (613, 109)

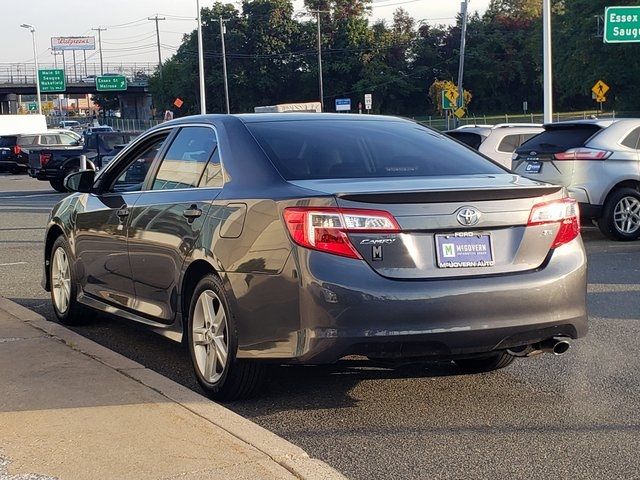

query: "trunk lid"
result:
(289, 175), (565, 279)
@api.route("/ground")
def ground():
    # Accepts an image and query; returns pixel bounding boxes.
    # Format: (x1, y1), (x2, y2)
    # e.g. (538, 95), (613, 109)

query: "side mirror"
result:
(64, 169), (95, 193)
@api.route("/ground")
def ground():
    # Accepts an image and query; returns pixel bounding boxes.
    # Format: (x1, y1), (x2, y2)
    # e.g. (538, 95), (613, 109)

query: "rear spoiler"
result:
(337, 186), (562, 204)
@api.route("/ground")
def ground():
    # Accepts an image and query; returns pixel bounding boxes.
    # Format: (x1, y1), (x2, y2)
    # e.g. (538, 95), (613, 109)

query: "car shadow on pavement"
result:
(11, 296), (471, 410)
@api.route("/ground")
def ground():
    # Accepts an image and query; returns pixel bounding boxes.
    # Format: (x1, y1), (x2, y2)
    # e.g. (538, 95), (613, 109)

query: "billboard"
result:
(51, 36), (96, 51)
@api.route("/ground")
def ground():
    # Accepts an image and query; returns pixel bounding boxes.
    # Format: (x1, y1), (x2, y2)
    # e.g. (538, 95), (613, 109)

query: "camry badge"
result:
(456, 207), (481, 227)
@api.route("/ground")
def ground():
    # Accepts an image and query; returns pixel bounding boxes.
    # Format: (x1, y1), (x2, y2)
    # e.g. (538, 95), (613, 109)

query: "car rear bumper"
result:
(239, 238), (587, 363)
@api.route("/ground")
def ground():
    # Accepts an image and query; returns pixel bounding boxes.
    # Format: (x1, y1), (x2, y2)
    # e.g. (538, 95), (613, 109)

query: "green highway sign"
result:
(96, 75), (127, 91)
(27, 102), (38, 112)
(38, 69), (66, 93)
(604, 6), (640, 43)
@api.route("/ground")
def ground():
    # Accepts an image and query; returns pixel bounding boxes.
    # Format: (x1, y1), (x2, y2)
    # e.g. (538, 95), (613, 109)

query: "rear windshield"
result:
(0, 136), (17, 147)
(445, 131), (485, 150)
(517, 125), (601, 153)
(247, 120), (505, 180)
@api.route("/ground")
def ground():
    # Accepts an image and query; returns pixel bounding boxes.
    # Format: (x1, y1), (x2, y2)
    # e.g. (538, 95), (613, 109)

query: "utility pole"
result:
(148, 15), (166, 82)
(543, 0), (553, 123)
(456, 0), (469, 127)
(219, 17), (230, 114)
(92, 27), (106, 75)
(196, 0), (206, 114)
(311, 10), (329, 112)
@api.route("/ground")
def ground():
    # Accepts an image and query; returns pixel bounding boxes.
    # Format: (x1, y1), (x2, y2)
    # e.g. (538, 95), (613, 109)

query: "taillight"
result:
(283, 207), (400, 259)
(12, 145), (21, 155)
(528, 198), (580, 248)
(40, 152), (52, 166)
(553, 148), (611, 161)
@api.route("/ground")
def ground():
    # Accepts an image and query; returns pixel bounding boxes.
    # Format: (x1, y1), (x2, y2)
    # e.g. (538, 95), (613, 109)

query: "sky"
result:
(2, 0), (491, 66)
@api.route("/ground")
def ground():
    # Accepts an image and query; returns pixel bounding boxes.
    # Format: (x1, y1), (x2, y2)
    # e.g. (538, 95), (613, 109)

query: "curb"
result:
(0, 298), (346, 480)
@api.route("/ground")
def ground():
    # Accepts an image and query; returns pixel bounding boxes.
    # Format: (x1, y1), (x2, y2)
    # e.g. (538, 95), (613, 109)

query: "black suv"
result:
(0, 131), (81, 174)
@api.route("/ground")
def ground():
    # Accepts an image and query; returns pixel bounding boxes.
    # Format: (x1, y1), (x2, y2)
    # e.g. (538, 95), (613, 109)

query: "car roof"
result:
(544, 119), (616, 129)
(160, 113), (412, 128)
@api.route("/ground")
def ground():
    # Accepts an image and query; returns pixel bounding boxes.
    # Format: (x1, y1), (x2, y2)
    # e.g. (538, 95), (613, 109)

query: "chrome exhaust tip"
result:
(508, 338), (570, 357)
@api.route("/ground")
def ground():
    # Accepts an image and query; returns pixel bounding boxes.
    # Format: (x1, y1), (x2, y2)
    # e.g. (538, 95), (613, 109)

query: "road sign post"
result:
(592, 80), (609, 110)
(335, 98), (351, 112)
(38, 69), (66, 93)
(96, 75), (127, 92)
(604, 6), (640, 43)
(364, 93), (372, 113)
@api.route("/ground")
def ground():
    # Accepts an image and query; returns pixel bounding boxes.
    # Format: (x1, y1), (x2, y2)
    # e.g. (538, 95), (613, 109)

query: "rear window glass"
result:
(247, 120), (504, 180)
(0, 136), (18, 147)
(517, 125), (601, 153)
(497, 134), (522, 153)
(446, 131), (485, 150)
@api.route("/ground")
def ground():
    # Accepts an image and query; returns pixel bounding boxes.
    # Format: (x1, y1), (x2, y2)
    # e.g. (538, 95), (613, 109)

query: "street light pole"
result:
(21, 24), (42, 115)
(543, 0), (553, 123)
(196, 0), (207, 115)
(219, 17), (230, 114)
(456, 0), (469, 127)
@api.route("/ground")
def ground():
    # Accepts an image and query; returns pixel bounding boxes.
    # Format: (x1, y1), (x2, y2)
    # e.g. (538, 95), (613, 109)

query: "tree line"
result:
(148, 0), (640, 118)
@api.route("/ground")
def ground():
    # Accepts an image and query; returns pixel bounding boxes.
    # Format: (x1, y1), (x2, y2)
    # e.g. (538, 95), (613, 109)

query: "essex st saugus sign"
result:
(604, 6), (640, 43)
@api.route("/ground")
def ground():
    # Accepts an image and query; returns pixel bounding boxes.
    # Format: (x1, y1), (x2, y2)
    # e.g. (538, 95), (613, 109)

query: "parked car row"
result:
(446, 118), (640, 241)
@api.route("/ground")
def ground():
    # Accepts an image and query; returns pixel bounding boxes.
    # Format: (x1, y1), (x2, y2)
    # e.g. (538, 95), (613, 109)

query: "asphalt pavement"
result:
(1, 173), (640, 479)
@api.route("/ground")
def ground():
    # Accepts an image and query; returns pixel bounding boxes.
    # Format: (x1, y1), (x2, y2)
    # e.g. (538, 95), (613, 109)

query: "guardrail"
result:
(418, 110), (621, 130)
(0, 63), (156, 85)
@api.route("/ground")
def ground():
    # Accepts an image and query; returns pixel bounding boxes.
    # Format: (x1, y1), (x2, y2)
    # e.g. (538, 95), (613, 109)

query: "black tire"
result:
(10, 165), (24, 175)
(454, 352), (515, 374)
(187, 274), (267, 400)
(597, 188), (640, 241)
(49, 178), (66, 192)
(49, 235), (86, 325)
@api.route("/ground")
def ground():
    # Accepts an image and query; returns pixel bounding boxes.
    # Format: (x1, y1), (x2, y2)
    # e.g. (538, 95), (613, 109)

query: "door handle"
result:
(116, 206), (130, 219)
(183, 204), (203, 221)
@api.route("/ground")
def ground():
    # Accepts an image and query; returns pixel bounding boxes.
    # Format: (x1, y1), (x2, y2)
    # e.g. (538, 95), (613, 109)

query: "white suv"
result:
(446, 124), (544, 168)
(512, 119), (640, 241)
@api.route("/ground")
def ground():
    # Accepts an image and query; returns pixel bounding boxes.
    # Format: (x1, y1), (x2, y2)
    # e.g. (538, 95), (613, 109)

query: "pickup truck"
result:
(29, 131), (139, 191)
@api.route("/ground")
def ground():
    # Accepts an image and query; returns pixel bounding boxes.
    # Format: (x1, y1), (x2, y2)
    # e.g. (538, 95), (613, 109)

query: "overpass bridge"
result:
(0, 63), (156, 118)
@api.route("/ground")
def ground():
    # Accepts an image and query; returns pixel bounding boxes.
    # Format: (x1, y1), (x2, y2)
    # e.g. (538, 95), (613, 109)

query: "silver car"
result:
(446, 124), (543, 168)
(513, 119), (640, 240)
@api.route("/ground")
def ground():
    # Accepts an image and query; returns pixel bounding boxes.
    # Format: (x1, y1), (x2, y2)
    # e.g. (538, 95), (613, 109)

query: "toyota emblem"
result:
(456, 207), (481, 226)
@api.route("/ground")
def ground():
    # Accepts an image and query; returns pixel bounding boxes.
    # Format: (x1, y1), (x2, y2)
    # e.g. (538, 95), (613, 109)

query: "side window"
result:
(41, 135), (59, 145)
(497, 134), (522, 153)
(520, 133), (538, 145)
(59, 134), (78, 145)
(621, 128), (640, 149)
(110, 136), (167, 193)
(151, 126), (216, 190)
(199, 149), (224, 188)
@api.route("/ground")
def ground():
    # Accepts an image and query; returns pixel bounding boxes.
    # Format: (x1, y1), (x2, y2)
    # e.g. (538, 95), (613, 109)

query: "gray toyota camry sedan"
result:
(43, 114), (587, 399)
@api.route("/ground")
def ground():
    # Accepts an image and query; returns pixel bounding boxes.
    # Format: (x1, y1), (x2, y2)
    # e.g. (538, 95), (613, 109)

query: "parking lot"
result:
(1, 172), (639, 479)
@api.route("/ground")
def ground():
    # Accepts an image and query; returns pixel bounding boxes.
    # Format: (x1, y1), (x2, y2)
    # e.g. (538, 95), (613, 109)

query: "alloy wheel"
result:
(613, 196), (640, 234)
(192, 289), (229, 384)
(51, 247), (71, 314)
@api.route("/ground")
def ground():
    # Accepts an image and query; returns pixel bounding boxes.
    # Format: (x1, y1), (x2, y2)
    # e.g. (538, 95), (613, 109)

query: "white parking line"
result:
(0, 262), (28, 267)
